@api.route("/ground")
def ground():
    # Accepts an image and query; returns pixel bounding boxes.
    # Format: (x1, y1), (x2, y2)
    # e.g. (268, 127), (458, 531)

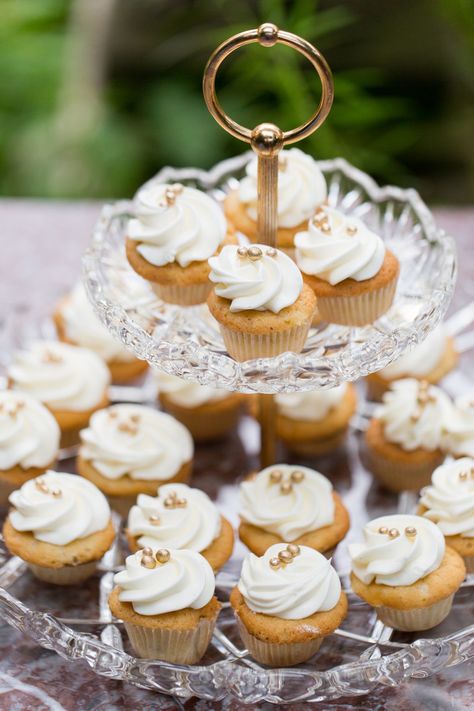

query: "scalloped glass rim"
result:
(0, 577), (473, 704)
(82, 154), (456, 393)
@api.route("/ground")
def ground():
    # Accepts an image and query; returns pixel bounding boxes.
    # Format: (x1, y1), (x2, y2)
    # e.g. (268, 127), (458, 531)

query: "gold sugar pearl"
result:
(388, 528), (400, 539)
(266, 247), (277, 258)
(247, 246), (263, 261)
(142, 547), (154, 558)
(346, 225), (358, 236)
(130, 414), (141, 424)
(280, 481), (293, 495)
(278, 550), (293, 565)
(378, 526), (389, 535)
(109, 411), (118, 419)
(51, 489), (62, 498)
(459, 471), (468, 481)
(405, 526), (417, 538)
(321, 223), (331, 234)
(286, 543), (300, 557)
(149, 514), (160, 526)
(269, 470), (282, 483)
(237, 246), (248, 258)
(164, 188), (177, 205)
(175, 498), (187, 508)
(155, 549), (170, 564)
(164, 496), (175, 508)
(171, 183), (183, 195)
(290, 470), (305, 484)
(141, 555), (156, 569)
(269, 557), (281, 570)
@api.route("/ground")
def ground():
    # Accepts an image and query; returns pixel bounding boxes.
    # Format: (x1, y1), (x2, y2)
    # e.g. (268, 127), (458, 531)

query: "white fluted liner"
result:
(236, 618), (324, 666)
(316, 279), (397, 326)
(28, 560), (98, 586)
(377, 594), (455, 631)
(151, 281), (212, 306)
(219, 322), (311, 361)
(124, 615), (217, 662)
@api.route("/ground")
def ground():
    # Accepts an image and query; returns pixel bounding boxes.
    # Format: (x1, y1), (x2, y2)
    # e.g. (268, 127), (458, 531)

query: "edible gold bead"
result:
(171, 183), (183, 194)
(278, 550), (293, 565)
(269, 470), (282, 483)
(378, 526), (388, 535)
(269, 557), (281, 570)
(266, 247), (277, 258)
(142, 547), (154, 558)
(321, 223), (331, 234)
(237, 246), (248, 258)
(175, 498), (187, 508)
(149, 514), (160, 525)
(280, 481), (293, 495)
(405, 526), (417, 538)
(459, 471), (468, 481)
(388, 528), (400, 539)
(164, 187), (177, 205)
(51, 489), (62, 498)
(155, 549), (170, 564)
(164, 496), (175, 508)
(286, 543), (300, 557)
(346, 225), (358, 236)
(247, 246), (263, 261)
(141, 555), (156, 569)
(290, 470), (305, 483)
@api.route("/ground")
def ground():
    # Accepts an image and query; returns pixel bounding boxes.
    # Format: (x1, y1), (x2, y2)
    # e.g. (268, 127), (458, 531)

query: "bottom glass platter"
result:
(0, 356), (473, 704)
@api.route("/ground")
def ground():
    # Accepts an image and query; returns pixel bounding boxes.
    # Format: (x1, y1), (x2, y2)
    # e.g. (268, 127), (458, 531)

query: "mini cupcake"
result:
(0, 391), (60, 505)
(224, 148), (327, 257)
(8, 341), (110, 448)
(239, 464), (350, 558)
(418, 458), (474, 573)
(109, 547), (220, 662)
(230, 544), (347, 666)
(363, 379), (450, 491)
(3, 471), (115, 585)
(275, 383), (357, 456)
(54, 282), (148, 383)
(154, 370), (244, 441)
(207, 244), (316, 361)
(295, 205), (399, 326)
(126, 483), (234, 572)
(349, 514), (465, 631)
(442, 394), (474, 458)
(126, 181), (234, 305)
(78, 404), (193, 517)
(366, 325), (458, 401)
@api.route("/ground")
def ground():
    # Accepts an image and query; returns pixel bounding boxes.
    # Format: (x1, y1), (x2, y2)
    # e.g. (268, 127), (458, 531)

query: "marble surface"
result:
(0, 198), (473, 710)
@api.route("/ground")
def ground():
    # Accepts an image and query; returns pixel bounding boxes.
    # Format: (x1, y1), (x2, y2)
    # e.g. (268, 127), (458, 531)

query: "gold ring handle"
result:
(202, 23), (334, 146)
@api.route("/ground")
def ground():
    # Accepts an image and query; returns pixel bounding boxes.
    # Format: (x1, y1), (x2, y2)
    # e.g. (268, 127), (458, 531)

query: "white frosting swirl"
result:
(59, 283), (135, 363)
(128, 183), (227, 267)
(295, 206), (386, 284)
(375, 378), (451, 451)
(9, 471), (111, 545)
(238, 544), (341, 619)
(442, 394), (474, 458)
(349, 514), (445, 586)
(127, 483), (221, 551)
(0, 391), (59, 470)
(208, 244), (302, 313)
(239, 148), (327, 228)
(276, 383), (348, 422)
(114, 548), (215, 615)
(239, 465), (335, 541)
(80, 404), (193, 480)
(8, 341), (110, 412)
(420, 458), (474, 537)
(379, 326), (448, 379)
(154, 371), (229, 408)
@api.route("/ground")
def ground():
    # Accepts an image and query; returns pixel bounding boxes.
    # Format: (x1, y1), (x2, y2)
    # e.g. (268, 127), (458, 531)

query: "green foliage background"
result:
(1, 0), (473, 202)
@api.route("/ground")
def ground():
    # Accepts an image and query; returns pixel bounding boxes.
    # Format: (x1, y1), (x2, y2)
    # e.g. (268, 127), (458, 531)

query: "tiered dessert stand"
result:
(0, 24), (472, 705)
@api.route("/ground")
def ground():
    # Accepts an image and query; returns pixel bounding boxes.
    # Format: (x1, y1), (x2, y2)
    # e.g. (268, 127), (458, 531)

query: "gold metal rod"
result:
(257, 152), (278, 247)
(259, 394), (277, 468)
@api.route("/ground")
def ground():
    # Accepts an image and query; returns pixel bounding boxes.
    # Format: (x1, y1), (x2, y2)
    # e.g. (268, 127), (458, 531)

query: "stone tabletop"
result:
(0, 199), (473, 711)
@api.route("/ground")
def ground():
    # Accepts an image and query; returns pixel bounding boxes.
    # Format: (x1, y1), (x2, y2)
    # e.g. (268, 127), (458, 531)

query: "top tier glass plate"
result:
(83, 153), (456, 393)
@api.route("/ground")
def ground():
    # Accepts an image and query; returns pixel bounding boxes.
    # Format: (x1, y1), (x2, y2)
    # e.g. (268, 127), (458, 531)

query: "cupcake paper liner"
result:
(363, 446), (444, 492)
(151, 281), (212, 306)
(0, 479), (20, 508)
(236, 618), (324, 666)
(219, 321), (311, 362)
(463, 555), (474, 574)
(316, 279), (397, 327)
(123, 615), (217, 663)
(107, 494), (138, 519)
(376, 593), (454, 631)
(282, 429), (348, 457)
(28, 560), (98, 586)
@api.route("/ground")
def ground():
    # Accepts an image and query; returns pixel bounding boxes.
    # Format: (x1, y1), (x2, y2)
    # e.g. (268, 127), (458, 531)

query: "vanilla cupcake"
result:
(275, 383), (357, 456)
(207, 244), (316, 361)
(126, 483), (234, 571)
(109, 547), (220, 662)
(239, 465), (349, 557)
(78, 404), (193, 517)
(366, 325), (458, 401)
(295, 205), (399, 326)
(54, 282), (148, 383)
(0, 391), (60, 505)
(442, 394), (474, 458)
(8, 341), (110, 448)
(350, 514), (465, 631)
(154, 370), (243, 441)
(126, 182), (234, 305)
(3, 471), (115, 585)
(224, 148), (327, 257)
(363, 379), (450, 491)
(418, 458), (474, 573)
(230, 544), (347, 666)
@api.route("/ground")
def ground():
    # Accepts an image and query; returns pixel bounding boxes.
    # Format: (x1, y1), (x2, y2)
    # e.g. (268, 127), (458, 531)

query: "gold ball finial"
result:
(286, 543), (300, 557)
(405, 526), (417, 538)
(269, 556), (281, 570)
(290, 470), (305, 484)
(155, 549), (171, 564)
(250, 122), (284, 157)
(257, 23), (279, 48)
